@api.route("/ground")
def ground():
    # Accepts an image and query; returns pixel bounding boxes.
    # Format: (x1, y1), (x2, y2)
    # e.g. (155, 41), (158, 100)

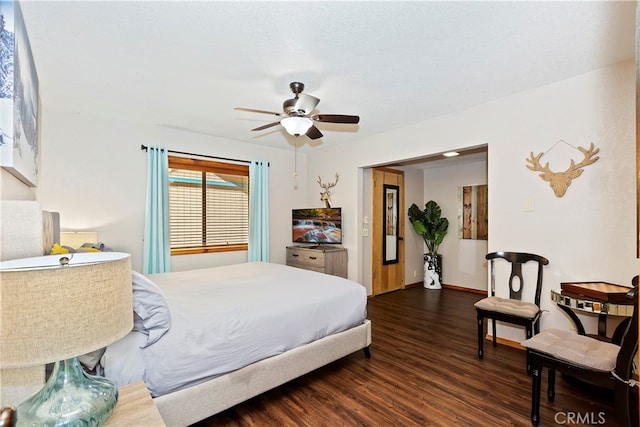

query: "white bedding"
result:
(103, 262), (367, 397)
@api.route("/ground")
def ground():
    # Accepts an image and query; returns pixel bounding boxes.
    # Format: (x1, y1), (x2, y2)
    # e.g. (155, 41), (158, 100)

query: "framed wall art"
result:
(458, 184), (488, 240)
(383, 184), (399, 264)
(0, 0), (39, 187)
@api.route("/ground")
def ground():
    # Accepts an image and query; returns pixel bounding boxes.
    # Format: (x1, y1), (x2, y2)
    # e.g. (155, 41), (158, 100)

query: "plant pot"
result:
(423, 254), (442, 290)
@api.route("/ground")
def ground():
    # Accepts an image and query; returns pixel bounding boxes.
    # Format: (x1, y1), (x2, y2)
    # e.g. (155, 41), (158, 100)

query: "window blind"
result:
(168, 157), (249, 252)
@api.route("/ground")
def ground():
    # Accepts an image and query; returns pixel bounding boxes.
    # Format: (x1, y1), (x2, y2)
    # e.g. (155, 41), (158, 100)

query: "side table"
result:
(551, 281), (634, 343)
(105, 381), (166, 427)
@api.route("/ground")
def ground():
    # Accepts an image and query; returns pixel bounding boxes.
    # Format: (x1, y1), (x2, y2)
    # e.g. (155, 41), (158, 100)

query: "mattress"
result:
(103, 262), (367, 397)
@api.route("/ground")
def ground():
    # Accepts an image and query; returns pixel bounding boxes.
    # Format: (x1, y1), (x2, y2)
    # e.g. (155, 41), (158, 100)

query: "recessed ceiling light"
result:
(443, 151), (460, 157)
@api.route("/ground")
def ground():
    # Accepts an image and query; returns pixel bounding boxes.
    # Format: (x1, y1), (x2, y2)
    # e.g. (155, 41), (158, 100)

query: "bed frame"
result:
(156, 320), (371, 426)
(1, 201), (372, 426)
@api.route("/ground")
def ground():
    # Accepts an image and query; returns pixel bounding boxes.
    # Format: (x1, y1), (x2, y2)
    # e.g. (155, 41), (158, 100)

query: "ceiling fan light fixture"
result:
(281, 116), (313, 136)
(235, 82), (359, 142)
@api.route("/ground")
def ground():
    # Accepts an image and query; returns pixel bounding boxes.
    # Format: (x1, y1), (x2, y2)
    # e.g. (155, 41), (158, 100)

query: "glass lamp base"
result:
(17, 358), (118, 427)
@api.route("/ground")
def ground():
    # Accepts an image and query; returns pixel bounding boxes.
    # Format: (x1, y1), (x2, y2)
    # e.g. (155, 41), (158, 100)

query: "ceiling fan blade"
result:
(311, 114), (360, 124)
(251, 121), (281, 131)
(294, 94), (320, 114)
(306, 125), (323, 140)
(235, 107), (284, 117)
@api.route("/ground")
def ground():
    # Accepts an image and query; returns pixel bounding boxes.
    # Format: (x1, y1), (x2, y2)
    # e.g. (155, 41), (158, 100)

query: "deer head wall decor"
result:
(526, 142), (600, 197)
(317, 173), (339, 208)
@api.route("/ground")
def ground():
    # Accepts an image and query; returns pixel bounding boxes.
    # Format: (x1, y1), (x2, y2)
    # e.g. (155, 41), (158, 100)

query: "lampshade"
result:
(281, 116), (313, 136)
(0, 252), (133, 425)
(0, 252), (132, 367)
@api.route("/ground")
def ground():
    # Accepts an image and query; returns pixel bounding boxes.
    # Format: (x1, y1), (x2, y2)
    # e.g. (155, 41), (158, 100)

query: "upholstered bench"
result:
(522, 284), (638, 427)
(522, 329), (620, 372)
(474, 296), (540, 318)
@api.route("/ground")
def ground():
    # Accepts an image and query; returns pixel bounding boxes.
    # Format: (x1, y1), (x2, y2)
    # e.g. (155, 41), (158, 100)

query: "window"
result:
(168, 156), (249, 255)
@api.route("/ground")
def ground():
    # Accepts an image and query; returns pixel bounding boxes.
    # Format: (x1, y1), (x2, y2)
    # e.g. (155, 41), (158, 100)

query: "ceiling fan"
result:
(234, 82), (360, 140)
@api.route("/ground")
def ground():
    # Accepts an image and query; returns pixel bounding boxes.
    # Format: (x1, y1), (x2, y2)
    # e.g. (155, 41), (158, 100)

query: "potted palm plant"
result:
(408, 200), (449, 289)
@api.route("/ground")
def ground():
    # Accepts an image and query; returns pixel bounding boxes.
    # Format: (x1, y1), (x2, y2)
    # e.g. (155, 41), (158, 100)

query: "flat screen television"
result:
(292, 208), (342, 244)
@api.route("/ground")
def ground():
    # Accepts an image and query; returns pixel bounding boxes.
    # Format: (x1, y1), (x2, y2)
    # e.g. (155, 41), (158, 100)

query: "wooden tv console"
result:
(286, 245), (347, 278)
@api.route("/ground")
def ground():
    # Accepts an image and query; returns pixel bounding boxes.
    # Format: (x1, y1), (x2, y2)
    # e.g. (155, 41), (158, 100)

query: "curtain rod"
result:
(140, 145), (268, 166)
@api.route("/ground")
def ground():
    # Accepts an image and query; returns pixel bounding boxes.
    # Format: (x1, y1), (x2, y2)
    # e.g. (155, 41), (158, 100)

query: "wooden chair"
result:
(475, 251), (549, 372)
(522, 281), (638, 427)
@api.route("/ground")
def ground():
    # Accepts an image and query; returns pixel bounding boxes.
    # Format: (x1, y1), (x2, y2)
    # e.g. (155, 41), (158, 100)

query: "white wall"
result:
(307, 61), (637, 339)
(423, 160), (488, 291)
(33, 108), (308, 272)
(0, 169), (35, 200)
(360, 168), (372, 288)
(402, 166), (426, 286)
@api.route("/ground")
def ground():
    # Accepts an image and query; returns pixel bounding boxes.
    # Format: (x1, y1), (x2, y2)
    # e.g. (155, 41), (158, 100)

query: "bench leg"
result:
(547, 368), (555, 402)
(525, 325), (533, 374)
(492, 318), (497, 347)
(531, 357), (543, 426)
(477, 315), (484, 359)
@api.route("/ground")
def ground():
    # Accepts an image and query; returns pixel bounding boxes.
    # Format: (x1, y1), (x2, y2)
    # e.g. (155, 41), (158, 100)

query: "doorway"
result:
(361, 146), (488, 296)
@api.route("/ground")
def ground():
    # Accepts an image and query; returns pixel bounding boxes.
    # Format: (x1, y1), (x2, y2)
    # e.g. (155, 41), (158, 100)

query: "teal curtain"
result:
(143, 146), (171, 273)
(248, 160), (269, 262)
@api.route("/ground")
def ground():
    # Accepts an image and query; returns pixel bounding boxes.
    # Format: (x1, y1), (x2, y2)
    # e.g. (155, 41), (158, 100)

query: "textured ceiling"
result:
(18, 1), (636, 153)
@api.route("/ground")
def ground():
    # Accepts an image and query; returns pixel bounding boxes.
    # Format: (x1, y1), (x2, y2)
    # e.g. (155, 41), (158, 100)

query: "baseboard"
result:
(442, 283), (487, 295)
(405, 282), (487, 295)
(484, 334), (525, 351)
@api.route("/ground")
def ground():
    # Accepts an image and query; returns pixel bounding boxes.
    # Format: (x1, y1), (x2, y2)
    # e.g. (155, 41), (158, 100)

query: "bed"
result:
(0, 201), (372, 427)
(103, 262), (370, 426)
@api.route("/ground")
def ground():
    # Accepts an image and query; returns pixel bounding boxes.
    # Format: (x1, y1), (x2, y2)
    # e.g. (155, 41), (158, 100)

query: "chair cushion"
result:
(474, 296), (540, 319)
(521, 328), (620, 372)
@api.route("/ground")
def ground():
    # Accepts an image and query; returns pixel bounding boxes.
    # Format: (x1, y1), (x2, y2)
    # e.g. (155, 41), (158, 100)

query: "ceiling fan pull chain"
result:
(293, 141), (298, 179)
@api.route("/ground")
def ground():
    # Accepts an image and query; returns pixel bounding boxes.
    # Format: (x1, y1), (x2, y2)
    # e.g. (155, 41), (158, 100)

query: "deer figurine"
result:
(317, 174), (339, 208)
(526, 142), (600, 197)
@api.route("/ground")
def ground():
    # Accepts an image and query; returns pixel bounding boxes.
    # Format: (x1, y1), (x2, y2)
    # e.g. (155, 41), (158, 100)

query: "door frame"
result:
(371, 167), (405, 295)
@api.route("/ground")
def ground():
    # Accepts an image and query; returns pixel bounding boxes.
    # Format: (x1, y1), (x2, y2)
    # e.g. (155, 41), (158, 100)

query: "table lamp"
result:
(0, 252), (132, 426)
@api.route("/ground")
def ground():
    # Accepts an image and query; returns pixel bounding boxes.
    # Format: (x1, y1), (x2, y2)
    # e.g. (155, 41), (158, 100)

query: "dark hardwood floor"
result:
(193, 287), (617, 426)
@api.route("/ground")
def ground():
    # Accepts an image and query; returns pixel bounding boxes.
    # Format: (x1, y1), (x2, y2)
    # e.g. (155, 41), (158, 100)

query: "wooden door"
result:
(372, 167), (405, 295)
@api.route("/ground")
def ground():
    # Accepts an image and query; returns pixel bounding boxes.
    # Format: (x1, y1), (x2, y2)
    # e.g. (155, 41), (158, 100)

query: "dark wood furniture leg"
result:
(492, 318), (497, 347)
(525, 324), (534, 374)
(530, 354), (542, 427)
(477, 316), (484, 359)
(547, 368), (555, 401)
(363, 346), (371, 359)
(611, 317), (632, 345)
(556, 304), (586, 335)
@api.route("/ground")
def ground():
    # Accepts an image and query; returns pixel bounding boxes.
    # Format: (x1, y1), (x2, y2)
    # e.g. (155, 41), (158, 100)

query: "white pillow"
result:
(102, 330), (148, 388)
(78, 348), (105, 372)
(131, 271), (171, 347)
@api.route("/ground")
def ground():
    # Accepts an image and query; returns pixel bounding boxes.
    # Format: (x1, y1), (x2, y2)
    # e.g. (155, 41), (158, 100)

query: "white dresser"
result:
(286, 246), (348, 278)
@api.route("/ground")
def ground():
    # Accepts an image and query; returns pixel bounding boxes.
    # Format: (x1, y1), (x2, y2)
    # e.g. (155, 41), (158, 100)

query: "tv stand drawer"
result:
(287, 248), (325, 267)
(286, 246), (347, 278)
